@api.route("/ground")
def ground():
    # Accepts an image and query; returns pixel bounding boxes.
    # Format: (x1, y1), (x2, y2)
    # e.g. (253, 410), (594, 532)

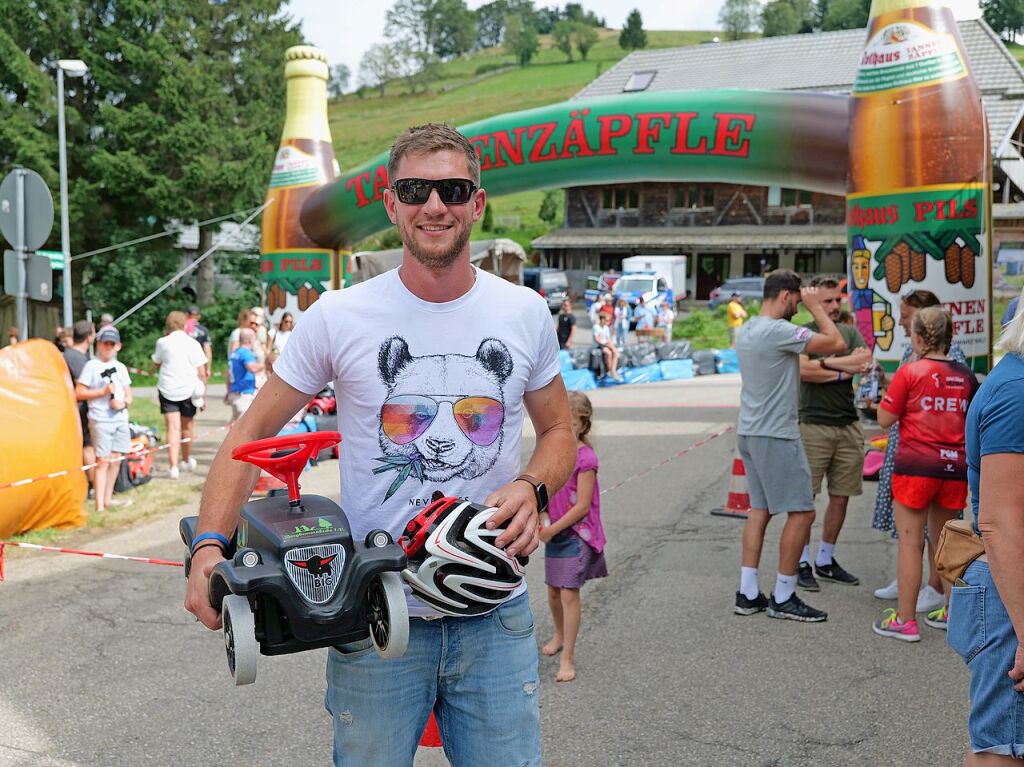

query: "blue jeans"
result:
(324, 593), (542, 766)
(949, 560), (1024, 757)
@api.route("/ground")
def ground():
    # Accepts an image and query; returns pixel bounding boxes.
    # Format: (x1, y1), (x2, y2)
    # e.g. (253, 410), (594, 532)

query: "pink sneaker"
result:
(872, 608), (920, 642)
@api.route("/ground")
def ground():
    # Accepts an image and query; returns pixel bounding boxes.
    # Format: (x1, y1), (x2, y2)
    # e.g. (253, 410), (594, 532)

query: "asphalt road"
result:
(0, 375), (971, 766)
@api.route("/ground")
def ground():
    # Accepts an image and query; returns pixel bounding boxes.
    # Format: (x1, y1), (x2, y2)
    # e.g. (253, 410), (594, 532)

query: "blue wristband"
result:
(192, 531), (230, 553)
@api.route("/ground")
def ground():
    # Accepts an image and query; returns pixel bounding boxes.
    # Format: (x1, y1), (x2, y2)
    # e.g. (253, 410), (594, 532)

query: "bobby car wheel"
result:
(367, 572), (409, 659)
(222, 594), (258, 685)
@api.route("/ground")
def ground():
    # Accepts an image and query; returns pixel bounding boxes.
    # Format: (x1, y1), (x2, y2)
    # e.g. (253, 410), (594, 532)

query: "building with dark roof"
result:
(534, 19), (1024, 300)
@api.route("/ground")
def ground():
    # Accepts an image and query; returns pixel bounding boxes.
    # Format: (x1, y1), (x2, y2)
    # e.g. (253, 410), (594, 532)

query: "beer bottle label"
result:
(269, 146), (328, 189)
(854, 20), (966, 95)
(847, 184), (988, 371)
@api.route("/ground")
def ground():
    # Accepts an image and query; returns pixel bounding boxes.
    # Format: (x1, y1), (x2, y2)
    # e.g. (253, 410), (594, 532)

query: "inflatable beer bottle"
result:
(261, 45), (341, 317)
(848, 0), (991, 372)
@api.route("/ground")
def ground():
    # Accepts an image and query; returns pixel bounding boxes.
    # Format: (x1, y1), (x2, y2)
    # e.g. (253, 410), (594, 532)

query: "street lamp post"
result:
(57, 58), (88, 328)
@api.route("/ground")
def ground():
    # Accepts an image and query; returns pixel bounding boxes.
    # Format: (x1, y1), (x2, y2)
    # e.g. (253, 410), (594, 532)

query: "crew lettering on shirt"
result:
(880, 358), (979, 479)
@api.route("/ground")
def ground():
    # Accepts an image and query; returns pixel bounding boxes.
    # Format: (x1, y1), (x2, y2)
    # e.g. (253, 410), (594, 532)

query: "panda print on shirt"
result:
(374, 336), (513, 502)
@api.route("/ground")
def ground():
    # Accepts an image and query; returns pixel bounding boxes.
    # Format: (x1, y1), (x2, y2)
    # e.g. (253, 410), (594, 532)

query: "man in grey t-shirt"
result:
(733, 270), (845, 622)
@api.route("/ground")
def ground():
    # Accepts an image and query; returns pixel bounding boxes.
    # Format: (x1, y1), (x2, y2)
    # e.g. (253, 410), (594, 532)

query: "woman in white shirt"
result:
(593, 313), (622, 381)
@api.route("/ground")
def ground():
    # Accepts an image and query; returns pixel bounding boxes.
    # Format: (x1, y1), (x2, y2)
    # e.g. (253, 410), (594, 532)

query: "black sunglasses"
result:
(392, 178), (478, 205)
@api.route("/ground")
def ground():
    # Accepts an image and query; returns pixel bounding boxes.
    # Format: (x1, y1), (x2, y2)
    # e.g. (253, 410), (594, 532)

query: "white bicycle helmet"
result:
(399, 496), (527, 616)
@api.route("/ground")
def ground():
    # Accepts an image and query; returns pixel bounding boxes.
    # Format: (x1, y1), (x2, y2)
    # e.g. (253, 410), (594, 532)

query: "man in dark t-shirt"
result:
(556, 299), (576, 349)
(63, 320), (96, 484)
(186, 305), (213, 377)
(797, 277), (873, 591)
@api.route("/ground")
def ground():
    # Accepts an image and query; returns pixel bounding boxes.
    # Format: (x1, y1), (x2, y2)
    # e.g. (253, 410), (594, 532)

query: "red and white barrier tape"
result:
(0, 541), (183, 581)
(599, 424), (734, 497)
(0, 423), (231, 491)
(125, 366), (156, 377)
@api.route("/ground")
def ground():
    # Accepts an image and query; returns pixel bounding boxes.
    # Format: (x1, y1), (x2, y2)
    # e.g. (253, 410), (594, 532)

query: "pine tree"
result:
(619, 8), (648, 51)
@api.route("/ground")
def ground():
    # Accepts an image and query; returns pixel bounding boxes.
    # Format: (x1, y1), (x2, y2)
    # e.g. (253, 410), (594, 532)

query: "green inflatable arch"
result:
(300, 89), (850, 247)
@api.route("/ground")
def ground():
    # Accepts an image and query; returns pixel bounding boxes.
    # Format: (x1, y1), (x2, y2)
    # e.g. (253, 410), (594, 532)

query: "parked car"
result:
(708, 277), (766, 309)
(523, 267), (569, 313)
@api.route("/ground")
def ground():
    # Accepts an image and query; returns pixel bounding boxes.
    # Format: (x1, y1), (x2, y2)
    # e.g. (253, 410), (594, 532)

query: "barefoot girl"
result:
(540, 391), (608, 681)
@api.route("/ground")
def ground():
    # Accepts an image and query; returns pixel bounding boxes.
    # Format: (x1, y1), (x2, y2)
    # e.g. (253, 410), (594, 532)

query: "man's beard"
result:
(398, 217), (472, 271)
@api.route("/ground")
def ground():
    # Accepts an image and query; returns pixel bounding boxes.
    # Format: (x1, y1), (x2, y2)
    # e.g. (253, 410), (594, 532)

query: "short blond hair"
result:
(388, 123), (480, 185)
(998, 288), (1024, 356)
(165, 311), (187, 332)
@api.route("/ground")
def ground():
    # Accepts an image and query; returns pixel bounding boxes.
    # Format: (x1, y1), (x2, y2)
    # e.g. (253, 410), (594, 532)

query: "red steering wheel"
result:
(232, 432), (341, 504)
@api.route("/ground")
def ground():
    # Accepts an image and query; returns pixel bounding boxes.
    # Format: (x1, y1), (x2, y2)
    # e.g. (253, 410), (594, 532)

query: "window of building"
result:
(767, 186), (781, 207)
(744, 253), (779, 276)
(623, 71), (657, 92)
(672, 186), (714, 209)
(602, 187), (639, 210)
(781, 188), (811, 207)
(794, 253), (818, 274)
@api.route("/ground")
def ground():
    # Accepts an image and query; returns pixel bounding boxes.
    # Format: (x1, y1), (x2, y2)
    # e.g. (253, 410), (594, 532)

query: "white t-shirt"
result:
(273, 267), (561, 617)
(270, 328), (291, 355)
(593, 324), (612, 346)
(152, 330), (206, 401)
(79, 358), (131, 424)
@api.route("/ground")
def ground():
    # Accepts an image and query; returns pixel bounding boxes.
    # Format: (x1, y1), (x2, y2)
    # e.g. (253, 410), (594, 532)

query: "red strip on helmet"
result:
(400, 496), (461, 556)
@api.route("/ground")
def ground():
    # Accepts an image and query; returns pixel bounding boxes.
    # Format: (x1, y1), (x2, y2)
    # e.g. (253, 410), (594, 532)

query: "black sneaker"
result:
(815, 558), (860, 586)
(767, 593), (828, 622)
(797, 561), (820, 591)
(734, 591), (769, 616)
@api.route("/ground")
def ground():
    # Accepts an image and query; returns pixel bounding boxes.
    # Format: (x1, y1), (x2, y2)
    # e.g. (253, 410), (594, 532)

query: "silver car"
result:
(524, 268), (569, 313)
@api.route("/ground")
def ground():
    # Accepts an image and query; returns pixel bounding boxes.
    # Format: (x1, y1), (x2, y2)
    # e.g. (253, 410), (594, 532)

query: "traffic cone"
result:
(253, 471), (288, 496)
(709, 450), (750, 519)
(420, 711), (442, 748)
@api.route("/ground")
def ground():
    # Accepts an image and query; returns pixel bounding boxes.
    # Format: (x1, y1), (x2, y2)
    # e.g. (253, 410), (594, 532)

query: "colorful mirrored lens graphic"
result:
(381, 395), (504, 446)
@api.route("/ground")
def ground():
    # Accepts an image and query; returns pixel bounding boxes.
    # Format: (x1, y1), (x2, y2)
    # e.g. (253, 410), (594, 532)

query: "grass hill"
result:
(327, 29), (730, 253)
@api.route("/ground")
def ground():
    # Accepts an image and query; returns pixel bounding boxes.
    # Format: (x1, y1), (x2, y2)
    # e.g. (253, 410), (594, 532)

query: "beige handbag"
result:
(935, 518), (985, 586)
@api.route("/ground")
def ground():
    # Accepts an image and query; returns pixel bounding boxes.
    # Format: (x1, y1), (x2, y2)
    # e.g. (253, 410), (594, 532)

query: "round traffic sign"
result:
(0, 168), (55, 252)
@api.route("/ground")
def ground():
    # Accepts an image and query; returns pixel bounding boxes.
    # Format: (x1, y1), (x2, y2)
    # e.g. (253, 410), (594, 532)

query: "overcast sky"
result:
(286, 0), (982, 84)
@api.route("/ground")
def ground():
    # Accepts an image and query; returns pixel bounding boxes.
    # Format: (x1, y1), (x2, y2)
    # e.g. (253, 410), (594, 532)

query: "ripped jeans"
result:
(325, 593), (542, 767)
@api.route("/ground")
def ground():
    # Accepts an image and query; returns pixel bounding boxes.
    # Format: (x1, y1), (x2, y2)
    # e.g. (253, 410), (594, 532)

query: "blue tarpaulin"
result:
(562, 368), (597, 390)
(622, 364), (663, 384)
(558, 349), (574, 373)
(658, 359), (695, 380)
(715, 348), (739, 374)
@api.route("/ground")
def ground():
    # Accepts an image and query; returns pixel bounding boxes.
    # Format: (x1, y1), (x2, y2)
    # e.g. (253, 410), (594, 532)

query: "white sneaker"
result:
(182, 457), (197, 473)
(873, 579), (899, 600)
(917, 585), (945, 613)
(168, 466), (180, 480)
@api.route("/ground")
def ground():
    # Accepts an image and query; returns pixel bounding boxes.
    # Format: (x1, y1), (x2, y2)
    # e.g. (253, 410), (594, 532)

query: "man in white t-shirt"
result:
(185, 123), (576, 766)
(152, 311), (207, 478)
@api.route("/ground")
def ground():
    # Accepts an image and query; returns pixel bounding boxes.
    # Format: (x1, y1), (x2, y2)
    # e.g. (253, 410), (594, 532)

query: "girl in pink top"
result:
(539, 391), (608, 682)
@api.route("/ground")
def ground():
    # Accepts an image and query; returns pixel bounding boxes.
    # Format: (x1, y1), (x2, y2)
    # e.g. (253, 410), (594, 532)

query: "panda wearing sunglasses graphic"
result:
(376, 335), (512, 501)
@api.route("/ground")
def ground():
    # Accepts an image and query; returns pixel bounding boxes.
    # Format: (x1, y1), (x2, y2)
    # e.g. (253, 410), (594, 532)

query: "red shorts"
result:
(891, 474), (968, 511)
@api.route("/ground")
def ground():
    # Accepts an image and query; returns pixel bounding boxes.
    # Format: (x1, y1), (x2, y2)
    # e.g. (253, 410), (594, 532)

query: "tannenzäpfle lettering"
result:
(345, 109), (759, 208)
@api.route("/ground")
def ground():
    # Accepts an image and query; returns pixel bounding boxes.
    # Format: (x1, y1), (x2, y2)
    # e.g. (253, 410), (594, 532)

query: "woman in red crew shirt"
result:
(872, 306), (979, 643)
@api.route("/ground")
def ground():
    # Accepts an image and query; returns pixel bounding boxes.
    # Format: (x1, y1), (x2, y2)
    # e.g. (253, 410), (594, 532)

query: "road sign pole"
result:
(15, 167), (27, 341)
(58, 68), (73, 328)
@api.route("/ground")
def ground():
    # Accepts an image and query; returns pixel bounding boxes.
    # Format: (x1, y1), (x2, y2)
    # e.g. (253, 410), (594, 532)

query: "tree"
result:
(619, 8), (647, 50)
(359, 43), (401, 96)
(552, 19), (575, 61)
(718, 0), (761, 40)
(481, 202), (494, 231)
(504, 13), (539, 65)
(821, 0), (870, 31)
(538, 190), (559, 225)
(0, 0), (298, 351)
(476, 0), (509, 47)
(429, 0), (477, 59)
(573, 22), (599, 60)
(534, 5), (562, 34)
(328, 63), (350, 99)
(762, 0), (801, 36)
(982, 0), (1024, 41)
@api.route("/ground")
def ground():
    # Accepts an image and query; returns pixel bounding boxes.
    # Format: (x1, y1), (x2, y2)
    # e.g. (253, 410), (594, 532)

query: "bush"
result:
(474, 62), (509, 75)
(674, 306), (731, 350)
